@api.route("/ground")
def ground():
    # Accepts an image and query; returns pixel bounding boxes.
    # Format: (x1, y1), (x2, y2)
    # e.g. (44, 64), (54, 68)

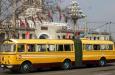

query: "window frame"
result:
(36, 44), (47, 52)
(26, 44), (36, 52)
(83, 44), (93, 51)
(63, 44), (71, 51)
(17, 44), (25, 52)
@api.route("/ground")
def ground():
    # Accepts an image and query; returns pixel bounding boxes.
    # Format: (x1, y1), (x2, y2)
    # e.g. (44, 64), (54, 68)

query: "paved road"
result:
(0, 64), (115, 75)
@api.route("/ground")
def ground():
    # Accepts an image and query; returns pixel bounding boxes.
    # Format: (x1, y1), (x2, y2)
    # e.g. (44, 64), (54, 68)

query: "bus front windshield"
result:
(0, 44), (16, 52)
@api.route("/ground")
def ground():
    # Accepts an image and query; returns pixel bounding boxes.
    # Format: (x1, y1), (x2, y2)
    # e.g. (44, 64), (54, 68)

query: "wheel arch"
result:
(63, 58), (72, 62)
(100, 57), (106, 60)
(21, 60), (32, 65)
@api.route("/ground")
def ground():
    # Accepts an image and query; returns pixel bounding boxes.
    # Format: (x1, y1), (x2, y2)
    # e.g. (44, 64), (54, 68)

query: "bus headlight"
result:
(1, 65), (4, 68)
(7, 65), (13, 68)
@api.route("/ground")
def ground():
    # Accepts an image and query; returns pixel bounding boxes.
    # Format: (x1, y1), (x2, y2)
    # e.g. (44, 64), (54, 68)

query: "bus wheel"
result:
(99, 59), (106, 67)
(62, 60), (72, 70)
(19, 62), (32, 73)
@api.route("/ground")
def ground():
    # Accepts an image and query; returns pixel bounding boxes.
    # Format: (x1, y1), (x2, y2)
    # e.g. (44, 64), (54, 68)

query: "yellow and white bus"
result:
(0, 38), (115, 73)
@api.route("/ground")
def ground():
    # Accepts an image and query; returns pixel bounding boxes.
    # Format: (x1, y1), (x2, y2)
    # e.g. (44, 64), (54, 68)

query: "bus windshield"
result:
(0, 44), (16, 52)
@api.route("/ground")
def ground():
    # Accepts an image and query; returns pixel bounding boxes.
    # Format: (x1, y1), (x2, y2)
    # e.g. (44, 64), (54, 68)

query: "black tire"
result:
(62, 60), (72, 70)
(19, 62), (32, 73)
(99, 59), (106, 67)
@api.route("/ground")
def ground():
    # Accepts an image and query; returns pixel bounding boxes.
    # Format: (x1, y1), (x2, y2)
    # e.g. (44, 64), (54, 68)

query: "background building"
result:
(0, 0), (112, 41)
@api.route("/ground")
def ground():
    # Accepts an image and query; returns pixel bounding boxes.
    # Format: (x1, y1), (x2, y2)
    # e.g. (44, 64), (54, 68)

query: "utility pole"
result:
(0, 0), (1, 15)
(12, 0), (16, 38)
(84, 16), (88, 37)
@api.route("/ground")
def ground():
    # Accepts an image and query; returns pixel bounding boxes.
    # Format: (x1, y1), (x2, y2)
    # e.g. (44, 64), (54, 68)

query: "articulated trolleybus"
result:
(0, 38), (115, 73)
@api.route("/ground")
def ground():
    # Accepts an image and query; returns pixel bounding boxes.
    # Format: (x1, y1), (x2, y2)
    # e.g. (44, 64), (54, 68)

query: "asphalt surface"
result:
(0, 63), (115, 75)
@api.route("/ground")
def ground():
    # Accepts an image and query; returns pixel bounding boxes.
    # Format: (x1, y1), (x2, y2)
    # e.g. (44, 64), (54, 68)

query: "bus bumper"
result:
(0, 64), (13, 69)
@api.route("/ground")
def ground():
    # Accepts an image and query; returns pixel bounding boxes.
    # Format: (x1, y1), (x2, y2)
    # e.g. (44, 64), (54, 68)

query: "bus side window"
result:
(17, 44), (25, 52)
(93, 44), (100, 50)
(37, 44), (47, 52)
(100, 45), (106, 50)
(85, 44), (92, 51)
(58, 45), (64, 51)
(41, 45), (47, 52)
(108, 44), (113, 50)
(47, 45), (56, 51)
(64, 44), (71, 51)
(27, 44), (35, 52)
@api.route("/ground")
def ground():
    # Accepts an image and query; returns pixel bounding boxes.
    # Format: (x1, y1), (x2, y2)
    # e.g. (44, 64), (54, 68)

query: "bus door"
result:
(74, 39), (82, 67)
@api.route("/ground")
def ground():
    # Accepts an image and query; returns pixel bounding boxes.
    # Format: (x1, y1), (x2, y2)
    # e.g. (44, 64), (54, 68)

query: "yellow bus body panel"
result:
(0, 38), (115, 68)
(0, 39), (75, 66)
(81, 39), (115, 61)
(0, 52), (75, 65)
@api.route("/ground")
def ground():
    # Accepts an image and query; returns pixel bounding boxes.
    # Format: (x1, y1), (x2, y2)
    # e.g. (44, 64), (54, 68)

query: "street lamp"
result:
(69, 0), (85, 39)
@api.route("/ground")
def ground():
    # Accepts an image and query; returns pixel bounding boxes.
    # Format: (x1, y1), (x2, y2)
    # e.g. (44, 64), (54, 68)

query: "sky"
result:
(78, 0), (115, 23)
(77, 0), (115, 39)
(59, 0), (115, 39)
